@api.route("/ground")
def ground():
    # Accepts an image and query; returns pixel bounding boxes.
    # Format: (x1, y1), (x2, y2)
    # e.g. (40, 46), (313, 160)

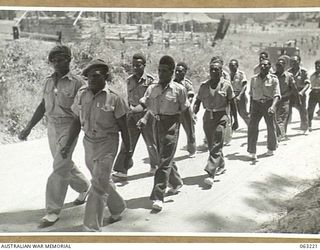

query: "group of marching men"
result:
(17, 45), (320, 232)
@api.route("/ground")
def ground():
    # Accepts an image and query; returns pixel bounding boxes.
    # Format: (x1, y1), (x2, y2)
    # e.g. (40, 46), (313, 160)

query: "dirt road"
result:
(0, 108), (319, 234)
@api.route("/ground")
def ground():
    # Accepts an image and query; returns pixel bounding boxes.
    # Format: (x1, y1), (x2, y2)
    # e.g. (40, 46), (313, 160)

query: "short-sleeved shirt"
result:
(275, 71), (295, 98)
(230, 70), (247, 93)
(71, 86), (129, 138)
(127, 72), (154, 106)
(196, 78), (235, 112)
(177, 78), (195, 98)
(288, 67), (310, 90)
(140, 81), (190, 115)
(249, 73), (281, 101)
(43, 71), (84, 121)
(310, 72), (320, 90)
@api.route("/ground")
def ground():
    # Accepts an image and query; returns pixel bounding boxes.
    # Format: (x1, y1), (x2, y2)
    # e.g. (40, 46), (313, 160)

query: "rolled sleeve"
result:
(114, 96), (129, 119)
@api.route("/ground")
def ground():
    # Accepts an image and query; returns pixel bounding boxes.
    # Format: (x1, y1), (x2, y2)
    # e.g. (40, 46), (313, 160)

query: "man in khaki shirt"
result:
(137, 55), (192, 211)
(229, 59), (250, 126)
(307, 59), (320, 131)
(174, 62), (196, 157)
(60, 59), (130, 232)
(18, 45), (90, 228)
(248, 58), (281, 160)
(113, 53), (158, 179)
(193, 58), (238, 187)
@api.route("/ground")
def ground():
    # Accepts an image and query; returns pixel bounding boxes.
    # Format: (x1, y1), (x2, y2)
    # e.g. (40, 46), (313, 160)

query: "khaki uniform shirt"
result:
(177, 78), (195, 98)
(72, 86), (128, 139)
(127, 72), (154, 106)
(196, 78), (235, 112)
(288, 67), (310, 90)
(275, 71), (295, 99)
(230, 70), (247, 94)
(43, 72), (84, 122)
(249, 73), (281, 101)
(310, 72), (320, 90)
(140, 81), (190, 115)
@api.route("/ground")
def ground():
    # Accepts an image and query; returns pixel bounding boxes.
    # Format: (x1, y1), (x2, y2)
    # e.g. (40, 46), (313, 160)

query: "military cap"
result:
(159, 55), (175, 71)
(82, 59), (109, 77)
(48, 45), (71, 62)
(132, 53), (146, 64)
(176, 62), (188, 70)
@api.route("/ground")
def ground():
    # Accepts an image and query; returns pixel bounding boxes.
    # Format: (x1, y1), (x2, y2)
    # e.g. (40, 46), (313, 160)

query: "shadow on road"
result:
(126, 196), (153, 210)
(225, 152), (252, 162)
(182, 174), (213, 190)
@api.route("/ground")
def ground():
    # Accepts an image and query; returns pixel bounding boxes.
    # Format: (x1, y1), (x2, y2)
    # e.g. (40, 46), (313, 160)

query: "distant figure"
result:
(288, 55), (310, 133)
(307, 60), (320, 132)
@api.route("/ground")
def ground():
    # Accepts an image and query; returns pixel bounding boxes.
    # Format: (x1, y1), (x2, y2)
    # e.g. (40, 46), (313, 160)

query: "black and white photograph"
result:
(0, 7), (320, 237)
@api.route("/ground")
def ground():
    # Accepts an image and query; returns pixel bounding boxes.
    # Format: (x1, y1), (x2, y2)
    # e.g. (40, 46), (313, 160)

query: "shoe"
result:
(112, 172), (128, 179)
(73, 187), (90, 206)
(204, 177), (214, 186)
(167, 184), (183, 195)
(152, 200), (163, 211)
(309, 127), (313, 132)
(266, 150), (274, 156)
(107, 214), (122, 224)
(216, 167), (226, 175)
(149, 166), (158, 175)
(38, 214), (59, 228)
(188, 152), (196, 158)
(249, 153), (257, 160)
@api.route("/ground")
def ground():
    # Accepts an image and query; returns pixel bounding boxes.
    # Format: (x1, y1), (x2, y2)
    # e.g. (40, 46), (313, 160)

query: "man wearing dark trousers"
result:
(112, 53), (158, 179)
(229, 59), (250, 126)
(18, 45), (90, 228)
(174, 62), (196, 157)
(274, 56), (296, 142)
(288, 55), (310, 133)
(193, 58), (238, 187)
(247, 58), (281, 160)
(137, 55), (192, 211)
(308, 59), (320, 132)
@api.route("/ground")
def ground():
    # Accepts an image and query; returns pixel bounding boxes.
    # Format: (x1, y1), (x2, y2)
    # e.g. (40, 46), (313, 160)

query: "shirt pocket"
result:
(96, 104), (115, 129)
(58, 87), (75, 108)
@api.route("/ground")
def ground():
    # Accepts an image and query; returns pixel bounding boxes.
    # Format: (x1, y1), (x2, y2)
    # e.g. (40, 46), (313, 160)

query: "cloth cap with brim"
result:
(82, 59), (109, 77)
(48, 45), (71, 62)
(159, 55), (175, 71)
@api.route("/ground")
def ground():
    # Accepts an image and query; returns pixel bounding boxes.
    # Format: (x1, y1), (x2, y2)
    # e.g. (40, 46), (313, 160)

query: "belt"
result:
(48, 116), (74, 124)
(253, 98), (272, 103)
(153, 114), (180, 121)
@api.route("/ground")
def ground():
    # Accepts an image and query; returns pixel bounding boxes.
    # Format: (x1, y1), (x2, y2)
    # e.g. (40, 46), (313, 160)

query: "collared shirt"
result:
(140, 80), (190, 115)
(176, 78), (195, 97)
(288, 67), (310, 90)
(196, 78), (235, 112)
(310, 72), (320, 90)
(275, 71), (295, 98)
(43, 71), (84, 121)
(230, 70), (247, 93)
(249, 73), (281, 101)
(71, 86), (128, 138)
(127, 72), (154, 106)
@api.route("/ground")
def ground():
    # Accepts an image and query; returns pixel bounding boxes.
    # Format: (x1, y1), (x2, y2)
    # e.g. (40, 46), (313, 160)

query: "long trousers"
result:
(203, 111), (228, 177)
(247, 100), (278, 154)
(46, 122), (90, 215)
(150, 115), (183, 202)
(180, 108), (196, 154)
(83, 134), (126, 232)
(275, 100), (290, 140)
(289, 94), (308, 131)
(113, 112), (158, 173)
(308, 90), (320, 127)
(235, 92), (250, 126)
